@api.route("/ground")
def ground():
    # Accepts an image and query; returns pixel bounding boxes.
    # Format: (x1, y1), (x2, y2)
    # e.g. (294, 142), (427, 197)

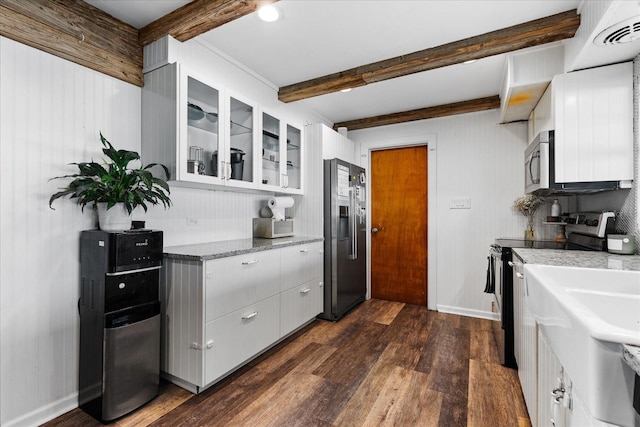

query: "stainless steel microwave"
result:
(524, 130), (621, 195)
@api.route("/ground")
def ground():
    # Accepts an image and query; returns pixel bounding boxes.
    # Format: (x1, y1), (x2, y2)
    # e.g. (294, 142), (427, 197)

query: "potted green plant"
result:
(49, 132), (172, 231)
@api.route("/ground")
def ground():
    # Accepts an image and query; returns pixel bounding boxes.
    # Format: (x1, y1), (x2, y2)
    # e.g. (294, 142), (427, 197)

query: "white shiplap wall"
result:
(0, 36), (141, 426)
(0, 35), (326, 426)
(349, 110), (528, 318)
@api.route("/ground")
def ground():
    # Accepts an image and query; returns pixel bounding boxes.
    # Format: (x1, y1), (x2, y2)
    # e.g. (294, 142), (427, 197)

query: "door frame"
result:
(362, 134), (438, 310)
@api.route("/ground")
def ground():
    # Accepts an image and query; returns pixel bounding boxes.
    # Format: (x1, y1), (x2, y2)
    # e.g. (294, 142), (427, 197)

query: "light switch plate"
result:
(449, 197), (471, 209)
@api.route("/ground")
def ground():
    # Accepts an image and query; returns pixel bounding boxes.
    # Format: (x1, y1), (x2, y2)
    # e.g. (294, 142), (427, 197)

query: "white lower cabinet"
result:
(513, 255), (538, 427)
(280, 242), (323, 292)
(160, 241), (323, 393)
(538, 329), (565, 427)
(280, 280), (323, 338)
(205, 249), (280, 321)
(204, 295), (280, 385)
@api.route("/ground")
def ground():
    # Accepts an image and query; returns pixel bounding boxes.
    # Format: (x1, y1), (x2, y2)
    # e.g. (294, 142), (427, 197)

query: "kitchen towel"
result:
(268, 196), (294, 221)
(484, 256), (495, 293)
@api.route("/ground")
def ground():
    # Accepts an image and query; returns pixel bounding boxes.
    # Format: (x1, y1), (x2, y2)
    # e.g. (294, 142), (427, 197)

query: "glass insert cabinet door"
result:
(228, 96), (254, 184)
(186, 76), (220, 178)
(286, 124), (301, 191)
(262, 112), (281, 188)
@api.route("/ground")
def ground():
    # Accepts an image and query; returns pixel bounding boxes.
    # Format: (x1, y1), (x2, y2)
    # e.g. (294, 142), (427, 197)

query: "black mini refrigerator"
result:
(79, 229), (163, 422)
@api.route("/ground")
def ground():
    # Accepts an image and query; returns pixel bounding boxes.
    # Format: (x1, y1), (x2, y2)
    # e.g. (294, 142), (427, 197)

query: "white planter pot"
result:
(96, 203), (132, 231)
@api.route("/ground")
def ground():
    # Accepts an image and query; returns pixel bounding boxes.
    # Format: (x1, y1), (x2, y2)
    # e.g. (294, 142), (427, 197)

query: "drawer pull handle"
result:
(300, 288), (311, 294)
(191, 342), (209, 350)
(242, 311), (258, 320)
(299, 248), (309, 253)
(242, 260), (258, 265)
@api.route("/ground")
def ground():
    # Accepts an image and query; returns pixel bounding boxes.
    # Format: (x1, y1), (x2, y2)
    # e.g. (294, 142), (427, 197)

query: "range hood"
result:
(565, 0), (640, 71)
(500, 1), (640, 123)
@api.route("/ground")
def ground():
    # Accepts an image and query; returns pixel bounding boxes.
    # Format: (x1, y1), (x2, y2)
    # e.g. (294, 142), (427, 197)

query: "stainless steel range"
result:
(485, 211), (616, 368)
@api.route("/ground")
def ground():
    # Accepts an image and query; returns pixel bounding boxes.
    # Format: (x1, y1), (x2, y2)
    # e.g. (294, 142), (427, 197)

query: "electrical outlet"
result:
(186, 217), (199, 226)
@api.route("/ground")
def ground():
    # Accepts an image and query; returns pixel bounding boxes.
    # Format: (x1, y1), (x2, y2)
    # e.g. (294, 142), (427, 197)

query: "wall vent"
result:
(594, 15), (640, 46)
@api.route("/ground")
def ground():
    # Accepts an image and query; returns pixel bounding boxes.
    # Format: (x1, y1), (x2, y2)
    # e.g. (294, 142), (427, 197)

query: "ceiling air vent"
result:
(594, 15), (640, 46)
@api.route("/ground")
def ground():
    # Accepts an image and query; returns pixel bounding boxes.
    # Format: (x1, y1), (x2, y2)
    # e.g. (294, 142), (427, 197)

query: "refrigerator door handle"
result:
(349, 187), (357, 260)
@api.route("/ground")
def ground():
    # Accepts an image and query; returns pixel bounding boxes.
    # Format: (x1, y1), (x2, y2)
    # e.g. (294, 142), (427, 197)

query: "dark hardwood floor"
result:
(43, 299), (531, 427)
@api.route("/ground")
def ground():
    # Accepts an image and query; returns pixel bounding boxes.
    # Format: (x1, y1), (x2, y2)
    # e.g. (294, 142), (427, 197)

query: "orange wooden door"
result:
(371, 146), (428, 305)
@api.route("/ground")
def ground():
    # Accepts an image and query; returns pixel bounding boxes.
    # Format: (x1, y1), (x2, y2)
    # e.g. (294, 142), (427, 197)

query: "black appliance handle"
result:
(529, 151), (540, 185)
(106, 265), (162, 277)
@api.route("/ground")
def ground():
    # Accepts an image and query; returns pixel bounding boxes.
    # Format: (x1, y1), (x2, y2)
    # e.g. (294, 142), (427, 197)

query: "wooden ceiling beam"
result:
(332, 95), (501, 132)
(139, 0), (279, 46)
(279, 9), (579, 103)
(0, 0), (142, 86)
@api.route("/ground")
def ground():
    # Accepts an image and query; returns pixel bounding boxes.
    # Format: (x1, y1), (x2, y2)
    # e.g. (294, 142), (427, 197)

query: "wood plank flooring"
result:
(43, 299), (530, 427)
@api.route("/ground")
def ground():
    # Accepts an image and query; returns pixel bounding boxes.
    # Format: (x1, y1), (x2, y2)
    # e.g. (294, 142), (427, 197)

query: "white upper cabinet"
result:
(527, 62), (633, 183)
(553, 62), (633, 184)
(142, 62), (303, 194)
(260, 110), (303, 194)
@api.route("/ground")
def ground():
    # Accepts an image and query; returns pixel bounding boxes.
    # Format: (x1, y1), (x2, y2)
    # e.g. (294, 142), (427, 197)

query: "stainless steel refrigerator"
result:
(319, 158), (367, 321)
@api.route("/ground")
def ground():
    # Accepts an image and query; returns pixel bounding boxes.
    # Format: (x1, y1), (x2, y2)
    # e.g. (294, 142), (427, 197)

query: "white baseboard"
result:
(3, 392), (78, 427)
(437, 304), (498, 321)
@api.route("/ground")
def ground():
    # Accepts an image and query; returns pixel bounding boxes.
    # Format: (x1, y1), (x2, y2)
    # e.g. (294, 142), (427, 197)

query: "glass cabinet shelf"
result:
(262, 158), (280, 171)
(231, 121), (252, 136)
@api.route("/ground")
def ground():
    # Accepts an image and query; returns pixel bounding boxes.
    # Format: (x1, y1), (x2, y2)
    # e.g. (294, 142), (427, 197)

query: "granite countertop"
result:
(512, 247), (640, 378)
(164, 235), (324, 261)
(622, 345), (640, 377)
(512, 248), (640, 271)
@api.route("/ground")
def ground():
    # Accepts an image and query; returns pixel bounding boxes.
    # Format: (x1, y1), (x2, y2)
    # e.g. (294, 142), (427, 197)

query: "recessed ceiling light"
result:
(340, 88), (352, 93)
(258, 5), (279, 22)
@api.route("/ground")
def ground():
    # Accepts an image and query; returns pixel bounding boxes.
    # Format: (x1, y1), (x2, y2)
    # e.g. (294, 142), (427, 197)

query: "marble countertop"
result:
(512, 247), (640, 378)
(164, 235), (324, 261)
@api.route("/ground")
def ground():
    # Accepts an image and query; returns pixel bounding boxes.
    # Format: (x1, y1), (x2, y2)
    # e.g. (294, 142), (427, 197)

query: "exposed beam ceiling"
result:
(139, 0), (279, 46)
(0, 0), (142, 86)
(279, 9), (580, 103)
(333, 96), (502, 132)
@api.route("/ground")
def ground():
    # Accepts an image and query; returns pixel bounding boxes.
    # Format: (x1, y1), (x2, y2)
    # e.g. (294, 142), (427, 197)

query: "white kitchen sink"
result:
(524, 264), (640, 427)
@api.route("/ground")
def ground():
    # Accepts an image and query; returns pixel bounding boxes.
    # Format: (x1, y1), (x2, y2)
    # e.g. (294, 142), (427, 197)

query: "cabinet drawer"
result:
(204, 294), (280, 385)
(280, 279), (323, 338)
(205, 249), (280, 321)
(280, 242), (323, 292)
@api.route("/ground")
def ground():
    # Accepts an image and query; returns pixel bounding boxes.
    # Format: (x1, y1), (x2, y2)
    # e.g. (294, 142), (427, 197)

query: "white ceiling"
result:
(85, 0), (639, 125)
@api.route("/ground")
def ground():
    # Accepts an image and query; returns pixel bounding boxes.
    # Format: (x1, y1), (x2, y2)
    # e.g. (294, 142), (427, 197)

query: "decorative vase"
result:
(525, 217), (535, 240)
(96, 202), (132, 231)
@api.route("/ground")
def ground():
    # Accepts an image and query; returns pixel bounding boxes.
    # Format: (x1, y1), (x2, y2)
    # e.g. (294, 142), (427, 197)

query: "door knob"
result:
(372, 228), (379, 234)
